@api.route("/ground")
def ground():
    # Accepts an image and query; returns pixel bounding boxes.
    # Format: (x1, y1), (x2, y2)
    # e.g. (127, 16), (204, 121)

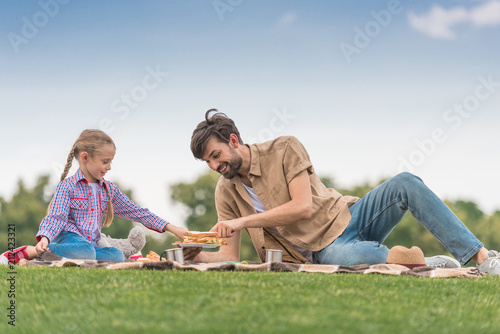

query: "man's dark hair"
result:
(190, 109), (244, 160)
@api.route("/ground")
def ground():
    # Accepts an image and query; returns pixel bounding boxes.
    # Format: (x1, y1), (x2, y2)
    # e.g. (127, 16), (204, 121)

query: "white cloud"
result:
(408, 5), (468, 39)
(408, 1), (500, 39)
(470, 0), (500, 26)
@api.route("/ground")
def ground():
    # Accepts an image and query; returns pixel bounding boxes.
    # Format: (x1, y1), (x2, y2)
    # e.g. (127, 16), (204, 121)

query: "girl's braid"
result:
(48, 144), (76, 214)
(60, 144), (76, 182)
(103, 180), (114, 227)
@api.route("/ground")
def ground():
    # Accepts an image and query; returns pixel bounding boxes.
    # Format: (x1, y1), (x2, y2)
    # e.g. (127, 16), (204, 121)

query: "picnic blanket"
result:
(19, 251), (482, 279)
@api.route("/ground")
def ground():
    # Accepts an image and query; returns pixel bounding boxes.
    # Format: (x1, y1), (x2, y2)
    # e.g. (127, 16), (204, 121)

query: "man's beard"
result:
(218, 150), (243, 179)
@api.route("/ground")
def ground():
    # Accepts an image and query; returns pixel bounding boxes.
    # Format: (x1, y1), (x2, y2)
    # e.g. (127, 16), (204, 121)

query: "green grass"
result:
(1, 266), (499, 334)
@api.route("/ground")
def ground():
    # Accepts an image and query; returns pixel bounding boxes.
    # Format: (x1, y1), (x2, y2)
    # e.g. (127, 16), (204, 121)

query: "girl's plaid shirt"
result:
(36, 169), (168, 243)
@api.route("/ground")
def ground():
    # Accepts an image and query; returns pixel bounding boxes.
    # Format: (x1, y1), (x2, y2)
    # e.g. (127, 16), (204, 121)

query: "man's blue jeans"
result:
(313, 172), (483, 266)
(48, 231), (124, 262)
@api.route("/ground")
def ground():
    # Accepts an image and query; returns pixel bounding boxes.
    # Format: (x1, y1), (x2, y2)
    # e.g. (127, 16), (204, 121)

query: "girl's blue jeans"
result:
(48, 231), (124, 262)
(313, 172), (483, 266)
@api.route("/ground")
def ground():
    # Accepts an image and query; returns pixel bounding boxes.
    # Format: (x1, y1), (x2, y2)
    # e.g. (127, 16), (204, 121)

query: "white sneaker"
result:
(477, 250), (500, 275)
(0, 252), (9, 265)
(425, 255), (461, 268)
(0, 246), (29, 265)
(487, 250), (499, 257)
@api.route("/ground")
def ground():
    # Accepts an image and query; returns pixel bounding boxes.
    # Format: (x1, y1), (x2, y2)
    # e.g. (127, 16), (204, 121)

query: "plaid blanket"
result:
(19, 251), (481, 278)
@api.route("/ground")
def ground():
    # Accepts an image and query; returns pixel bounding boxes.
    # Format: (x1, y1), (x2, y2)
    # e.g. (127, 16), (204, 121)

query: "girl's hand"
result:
(164, 224), (189, 240)
(35, 237), (49, 254)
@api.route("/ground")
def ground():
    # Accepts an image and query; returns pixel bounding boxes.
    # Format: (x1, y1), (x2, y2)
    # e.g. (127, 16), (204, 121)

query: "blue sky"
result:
(1, 0), (499, 228)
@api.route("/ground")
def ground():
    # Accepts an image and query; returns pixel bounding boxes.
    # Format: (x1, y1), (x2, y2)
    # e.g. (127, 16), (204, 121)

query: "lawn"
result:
(1, 266), (499, 334)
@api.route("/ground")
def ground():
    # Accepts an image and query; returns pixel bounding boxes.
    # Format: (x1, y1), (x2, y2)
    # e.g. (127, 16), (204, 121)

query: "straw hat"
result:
(386, 245), (426, 269)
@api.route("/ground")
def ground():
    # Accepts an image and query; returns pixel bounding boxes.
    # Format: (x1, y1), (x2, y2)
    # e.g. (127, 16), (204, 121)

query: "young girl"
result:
(1, 129), (186, 264)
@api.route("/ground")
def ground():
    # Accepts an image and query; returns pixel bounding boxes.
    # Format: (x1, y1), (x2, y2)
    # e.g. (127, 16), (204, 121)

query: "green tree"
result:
(447, 200), (500, 255)
(475, 210), (500, 251)
(170, 171), (220, 232)
(100, 183), (182, 257)
(100, 182), (136, 238)
(141, 233), (180, 259)
(324, 176), (454, 255)
(4, 173), (498, 263)
(320, 176), (386, 198)
(170, 171), (259, 261)
(0, 175), (147, 251)
(0, 175), (52, 247)
(289, 175), (500, 258)
(328, 178), (498, 258)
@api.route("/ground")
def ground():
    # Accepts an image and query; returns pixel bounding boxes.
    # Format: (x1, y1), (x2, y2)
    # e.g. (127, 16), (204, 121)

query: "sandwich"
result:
(182, 231), (227, 245)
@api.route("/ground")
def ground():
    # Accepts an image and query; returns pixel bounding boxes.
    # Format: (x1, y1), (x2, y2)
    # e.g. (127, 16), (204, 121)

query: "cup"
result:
(160, 248), (185, 264)
(265, 249), (283, 263)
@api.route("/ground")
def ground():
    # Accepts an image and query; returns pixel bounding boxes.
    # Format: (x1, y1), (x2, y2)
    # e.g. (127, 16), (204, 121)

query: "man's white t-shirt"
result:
(242, 183), (313, 262)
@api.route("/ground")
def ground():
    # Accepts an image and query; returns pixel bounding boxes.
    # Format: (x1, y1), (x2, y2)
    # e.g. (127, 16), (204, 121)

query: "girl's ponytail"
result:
(103, 180), (114, 227)
(60, 144), (76, 182)
(46, 144), (77, 214)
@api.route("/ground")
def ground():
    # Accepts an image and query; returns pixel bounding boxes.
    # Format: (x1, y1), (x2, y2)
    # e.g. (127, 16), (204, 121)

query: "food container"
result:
(162, 248), (184, 264)
(265, 249), (283, 263)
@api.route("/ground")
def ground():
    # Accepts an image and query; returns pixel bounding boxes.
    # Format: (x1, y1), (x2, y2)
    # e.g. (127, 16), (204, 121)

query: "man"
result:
(185, 109), (499, 275)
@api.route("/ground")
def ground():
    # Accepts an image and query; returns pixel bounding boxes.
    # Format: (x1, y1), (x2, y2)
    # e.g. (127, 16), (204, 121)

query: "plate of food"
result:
(176, 243), (221, 248)
(174, 231), (227, 248)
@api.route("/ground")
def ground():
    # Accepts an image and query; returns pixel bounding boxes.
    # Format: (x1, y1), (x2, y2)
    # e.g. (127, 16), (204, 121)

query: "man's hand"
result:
(173, 240), (202, 261)
(181, 245), (203, 260)
(178, 228), (243, 263)
(35, 236), (49, 254)
(210, 218), (245, 238)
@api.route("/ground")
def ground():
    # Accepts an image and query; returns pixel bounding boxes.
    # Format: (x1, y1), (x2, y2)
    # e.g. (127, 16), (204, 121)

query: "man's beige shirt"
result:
(215, 136), (359, 263)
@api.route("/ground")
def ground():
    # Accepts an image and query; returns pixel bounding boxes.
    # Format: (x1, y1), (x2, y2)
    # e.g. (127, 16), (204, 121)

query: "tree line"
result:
(0, 176), (178, 257)
(2, 173), (499, 263)
(170, 171), (500, 262)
